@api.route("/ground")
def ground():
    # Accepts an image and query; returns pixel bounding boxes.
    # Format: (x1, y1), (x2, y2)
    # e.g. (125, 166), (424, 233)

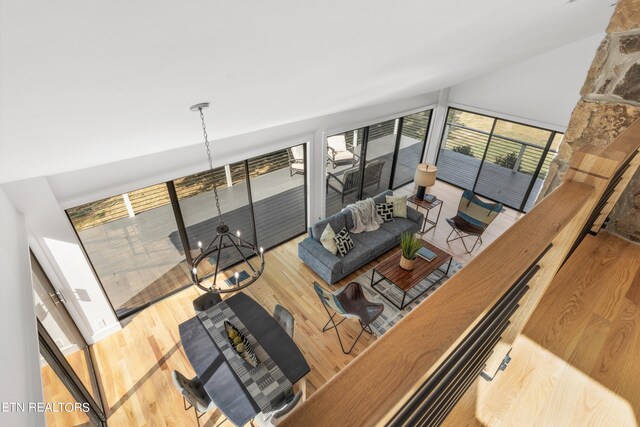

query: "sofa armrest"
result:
(407, 206), (424, 225)
(299, 238), (343, 272)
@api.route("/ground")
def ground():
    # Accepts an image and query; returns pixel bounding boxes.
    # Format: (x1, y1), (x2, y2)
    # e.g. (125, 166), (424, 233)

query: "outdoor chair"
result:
(446, 190), (503, 254)
(287, 146), (305, 177)
(172, 370), (225, 427)
(327, 135), (360, 169)
(313, 281), (384, 354)
(326, 159), (385, 203)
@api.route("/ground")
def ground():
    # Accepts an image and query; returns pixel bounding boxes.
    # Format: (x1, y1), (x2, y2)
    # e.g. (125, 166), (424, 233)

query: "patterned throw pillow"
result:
(386, 195), (408, 218)
(320, 224), (338, 255)
(332, 227), (354, 257)
(376, 202), (395, 222)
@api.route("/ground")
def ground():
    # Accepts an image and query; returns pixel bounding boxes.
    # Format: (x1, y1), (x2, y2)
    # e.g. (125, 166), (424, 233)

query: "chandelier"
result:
(189, 102), (265, 293)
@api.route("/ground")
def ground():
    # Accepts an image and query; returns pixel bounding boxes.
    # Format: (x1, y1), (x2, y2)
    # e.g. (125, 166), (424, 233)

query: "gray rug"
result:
(352, 259), (464, 336)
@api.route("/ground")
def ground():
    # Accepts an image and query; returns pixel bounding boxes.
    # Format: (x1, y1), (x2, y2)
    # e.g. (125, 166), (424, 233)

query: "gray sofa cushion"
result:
(380, 218), (419, 242)
(310, 211), (347, 242)
(351, 229), (396, 257)
(340, 241), (372, 274)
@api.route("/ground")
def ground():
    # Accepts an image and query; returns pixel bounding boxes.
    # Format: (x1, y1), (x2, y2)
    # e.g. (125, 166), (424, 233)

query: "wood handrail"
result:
(282, 119), (640, 427)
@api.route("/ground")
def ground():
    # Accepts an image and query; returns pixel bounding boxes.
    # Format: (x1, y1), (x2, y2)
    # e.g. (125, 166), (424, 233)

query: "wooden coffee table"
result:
(370, 241), (452, 310)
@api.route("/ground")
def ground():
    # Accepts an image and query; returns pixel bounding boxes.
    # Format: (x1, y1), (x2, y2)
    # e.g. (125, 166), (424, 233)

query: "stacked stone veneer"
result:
(540, 0), (640, 242)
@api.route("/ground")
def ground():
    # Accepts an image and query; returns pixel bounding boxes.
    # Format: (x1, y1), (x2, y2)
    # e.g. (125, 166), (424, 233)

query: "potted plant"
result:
(399, 232), (422, 270)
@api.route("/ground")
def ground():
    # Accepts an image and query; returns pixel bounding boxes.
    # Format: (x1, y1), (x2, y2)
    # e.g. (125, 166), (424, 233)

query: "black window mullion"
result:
(167, 181), (193, 266)
(472, 118), (498, 192)
(388, 118), (404, 189)
(244, 161), (259, 248)
(519, 131), (556, 211)
(435, 107), (453, 166)
(357, 127), (370, 200)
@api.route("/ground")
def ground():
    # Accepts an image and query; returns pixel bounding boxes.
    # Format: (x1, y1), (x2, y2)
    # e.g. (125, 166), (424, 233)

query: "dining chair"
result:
(192, 292), (222, 314)
(313, 281), (384, 354)
(446, 190), (503, 254)
(253, 390), (303, 427)
(273, 304), (294, 338)
(172, 370), (225, 427)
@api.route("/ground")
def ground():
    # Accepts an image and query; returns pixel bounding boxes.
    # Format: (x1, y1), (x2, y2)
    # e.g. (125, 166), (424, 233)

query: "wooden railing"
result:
(281, 120), (640, 427)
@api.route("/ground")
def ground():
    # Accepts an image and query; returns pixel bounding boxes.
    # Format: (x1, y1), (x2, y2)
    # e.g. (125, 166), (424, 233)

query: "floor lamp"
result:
(414, 163), (437, 199)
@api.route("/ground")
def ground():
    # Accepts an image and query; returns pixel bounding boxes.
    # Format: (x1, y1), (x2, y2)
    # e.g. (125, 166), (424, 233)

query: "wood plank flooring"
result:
(44, 181), (521, 426)
(444, 231), (640, 427)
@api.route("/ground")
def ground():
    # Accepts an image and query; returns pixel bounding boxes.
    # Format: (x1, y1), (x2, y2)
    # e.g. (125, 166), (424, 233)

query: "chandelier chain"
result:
(199, 107), (223, 226)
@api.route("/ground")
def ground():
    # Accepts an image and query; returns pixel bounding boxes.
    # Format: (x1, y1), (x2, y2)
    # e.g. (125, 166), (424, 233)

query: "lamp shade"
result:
(415, 163), (437, 187)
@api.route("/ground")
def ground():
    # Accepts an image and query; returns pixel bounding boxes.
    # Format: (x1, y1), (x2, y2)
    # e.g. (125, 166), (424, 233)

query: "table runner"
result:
(197, 301), (293, 412)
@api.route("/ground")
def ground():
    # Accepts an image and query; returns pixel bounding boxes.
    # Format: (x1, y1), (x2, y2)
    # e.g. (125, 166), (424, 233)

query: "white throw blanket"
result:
(347, 198), (383, 233)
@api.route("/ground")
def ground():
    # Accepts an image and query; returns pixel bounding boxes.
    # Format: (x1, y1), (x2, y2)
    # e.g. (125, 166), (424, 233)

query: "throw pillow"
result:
(386, 195), (408, 218)
(376, 202), (395, 222)
(332, 227), (354, 257)
(320, 224), (338, 255)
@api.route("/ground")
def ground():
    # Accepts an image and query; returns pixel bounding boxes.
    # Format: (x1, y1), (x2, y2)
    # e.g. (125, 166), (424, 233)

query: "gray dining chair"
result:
(252, 390), (303, 427)
(172, 370), (225, 427)
(192, 292), (222, 314)
(273, 304), (294, 338)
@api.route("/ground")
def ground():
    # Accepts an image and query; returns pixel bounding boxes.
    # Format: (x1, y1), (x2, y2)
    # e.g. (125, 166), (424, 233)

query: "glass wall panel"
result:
(361, 119), (397, 199)
(248, 145), (306, 250)
(67, 184), (190, 318)
(522, 132), (563, 210)
(437, 109), (492, 189)
(437, 108), (561, 212)
(175, 161), (255, 279)
(392, 110), (431, 188)
(474, 119), (553, 209)
(325, 129), (365, 216)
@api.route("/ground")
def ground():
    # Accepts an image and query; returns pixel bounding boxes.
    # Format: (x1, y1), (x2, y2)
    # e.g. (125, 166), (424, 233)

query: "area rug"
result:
(351, 259), (464, 337)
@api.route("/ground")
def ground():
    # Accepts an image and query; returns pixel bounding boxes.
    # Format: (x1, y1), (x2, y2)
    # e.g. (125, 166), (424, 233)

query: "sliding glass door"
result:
(67, 143), (308, 320)
(32, 252), (105, 426)
(392, 110), (432, 188)
(325, 109), (432, 216)
(248, 144), (307, 250)
(437, 108), (562, 212)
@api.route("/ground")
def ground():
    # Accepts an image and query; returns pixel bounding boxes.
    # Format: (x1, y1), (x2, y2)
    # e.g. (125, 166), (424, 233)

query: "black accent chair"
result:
(313, 281), (384, 354)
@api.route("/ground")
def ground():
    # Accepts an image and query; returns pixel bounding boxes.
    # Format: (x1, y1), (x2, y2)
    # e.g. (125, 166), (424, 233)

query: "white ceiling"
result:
(0, 0), (612, 184)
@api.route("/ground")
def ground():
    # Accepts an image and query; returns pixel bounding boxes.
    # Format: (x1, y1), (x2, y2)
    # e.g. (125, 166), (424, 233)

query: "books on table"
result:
(423, 194), (436, 203)
(417, 246), (437, 262)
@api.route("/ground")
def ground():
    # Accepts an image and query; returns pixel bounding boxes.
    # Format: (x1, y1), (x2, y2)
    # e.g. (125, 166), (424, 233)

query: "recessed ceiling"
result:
(0, 0), (612, 183)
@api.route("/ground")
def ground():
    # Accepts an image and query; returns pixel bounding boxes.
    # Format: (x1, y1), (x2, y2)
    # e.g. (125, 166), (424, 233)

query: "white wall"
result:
(3, 178), (120, 345)
(0, 188), (44, 426)
(448, 33), (604, 130)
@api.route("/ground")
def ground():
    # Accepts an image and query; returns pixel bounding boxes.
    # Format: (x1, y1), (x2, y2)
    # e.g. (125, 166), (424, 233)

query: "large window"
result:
(67, 183), (190, 318)
(67, 143), (307, 319)
(325, 109), (432, 216)
(437, 108), (561, 212)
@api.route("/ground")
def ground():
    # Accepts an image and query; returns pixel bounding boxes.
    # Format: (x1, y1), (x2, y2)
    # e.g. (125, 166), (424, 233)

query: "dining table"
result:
(179, 292), (310, 426)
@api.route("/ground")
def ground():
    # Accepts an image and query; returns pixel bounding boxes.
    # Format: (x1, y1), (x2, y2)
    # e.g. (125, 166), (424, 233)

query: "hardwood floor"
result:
(48, 181), (521, 426)
(444, 231), (640, 427)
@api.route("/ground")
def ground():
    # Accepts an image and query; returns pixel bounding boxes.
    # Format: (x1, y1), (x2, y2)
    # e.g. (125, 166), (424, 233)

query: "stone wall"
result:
(540, 0), (640, 242)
